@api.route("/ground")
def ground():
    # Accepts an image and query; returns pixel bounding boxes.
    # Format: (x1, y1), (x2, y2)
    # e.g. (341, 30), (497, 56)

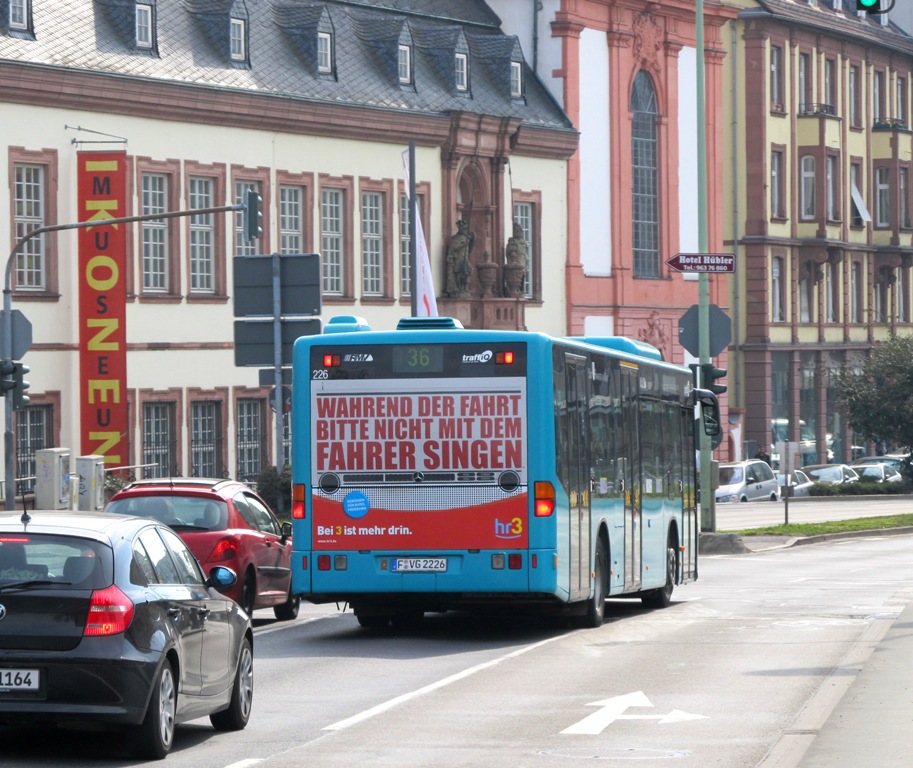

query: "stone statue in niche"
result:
(638, 310), (669, 359)
(503, 221), (528, 298)
(445, 219), (473, 298)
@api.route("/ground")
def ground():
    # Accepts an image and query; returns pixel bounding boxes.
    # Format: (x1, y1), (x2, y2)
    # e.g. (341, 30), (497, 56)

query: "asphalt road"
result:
(2, 528), (911, 768)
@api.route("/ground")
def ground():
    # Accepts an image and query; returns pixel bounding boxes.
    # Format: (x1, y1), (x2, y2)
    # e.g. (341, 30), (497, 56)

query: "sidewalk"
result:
(701, 528), (913, 767)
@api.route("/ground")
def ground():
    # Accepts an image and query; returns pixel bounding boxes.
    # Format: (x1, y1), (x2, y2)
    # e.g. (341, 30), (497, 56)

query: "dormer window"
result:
(9, 0), (29, 30)
(510, 61), (523, 98)
(455, 53), (468, 91)
(398, 44), (412, 84)
(136, 4), (153, 49)
(230, 18), (246, 61)
(318, 31), (333, 73)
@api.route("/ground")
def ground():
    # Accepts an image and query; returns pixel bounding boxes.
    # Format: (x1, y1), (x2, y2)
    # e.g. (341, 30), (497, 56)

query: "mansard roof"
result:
(0, 0), (573, 135)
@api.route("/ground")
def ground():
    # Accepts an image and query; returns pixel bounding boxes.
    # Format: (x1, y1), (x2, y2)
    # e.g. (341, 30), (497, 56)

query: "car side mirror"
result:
(280, 521), (292, 544)
(207, 565), (237, 592)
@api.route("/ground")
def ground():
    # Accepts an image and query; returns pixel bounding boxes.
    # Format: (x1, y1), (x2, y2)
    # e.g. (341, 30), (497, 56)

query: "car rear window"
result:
(0, 534), (112, 589)
(107, 496), (228, 531)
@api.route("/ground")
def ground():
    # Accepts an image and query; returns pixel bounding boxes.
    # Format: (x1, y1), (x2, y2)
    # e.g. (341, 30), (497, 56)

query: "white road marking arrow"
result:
(561, 691), (708, 735)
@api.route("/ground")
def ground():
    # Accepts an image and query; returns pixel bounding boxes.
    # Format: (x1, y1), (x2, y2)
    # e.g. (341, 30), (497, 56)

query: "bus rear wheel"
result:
(580, 539), (607, 628)
(641, 543), (675, 609)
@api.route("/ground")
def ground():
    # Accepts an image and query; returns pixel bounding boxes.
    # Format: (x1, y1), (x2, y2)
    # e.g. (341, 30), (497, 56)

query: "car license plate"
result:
(0, 668), (39, 692)
(392, 558), (447, 572)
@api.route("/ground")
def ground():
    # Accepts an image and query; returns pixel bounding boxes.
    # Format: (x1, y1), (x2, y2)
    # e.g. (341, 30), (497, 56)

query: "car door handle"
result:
(167, 608), (181, 619)
(195, 606), (211, 619)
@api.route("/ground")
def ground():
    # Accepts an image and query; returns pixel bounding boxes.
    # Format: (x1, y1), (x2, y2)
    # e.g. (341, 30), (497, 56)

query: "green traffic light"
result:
(858, 0), (877, 6)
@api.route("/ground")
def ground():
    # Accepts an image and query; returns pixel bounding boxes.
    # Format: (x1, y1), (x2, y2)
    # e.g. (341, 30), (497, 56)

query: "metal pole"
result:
(696, 0), (716, 532)
(409, 141), (418, 317)
(2, 204), (244, 511)
(272, 253), (285, 516)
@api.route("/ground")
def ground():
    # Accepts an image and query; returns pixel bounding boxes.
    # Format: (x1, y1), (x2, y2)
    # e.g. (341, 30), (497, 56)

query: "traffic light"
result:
(0, 359), (14, 396)
(856, 0), (890, 13)
(12, 362), (29, 410)
(244, 188), (262, 242)
(701, 362), (727, 396)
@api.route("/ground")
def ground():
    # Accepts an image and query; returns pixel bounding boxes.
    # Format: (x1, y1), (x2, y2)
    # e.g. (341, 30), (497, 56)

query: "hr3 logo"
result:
(494, 517), (523, 539)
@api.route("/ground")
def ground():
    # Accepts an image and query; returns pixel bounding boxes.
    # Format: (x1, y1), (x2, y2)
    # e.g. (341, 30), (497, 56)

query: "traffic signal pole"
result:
(696, 0), (716, 532)
(2, 203), (245, 511)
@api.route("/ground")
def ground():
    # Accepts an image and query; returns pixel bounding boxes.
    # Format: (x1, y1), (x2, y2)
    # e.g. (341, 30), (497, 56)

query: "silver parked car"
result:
(777, 469), (815, 498)
(802, 463), (860, 484)
(855, 463), (903, 483)
(716, 459), (780, 503)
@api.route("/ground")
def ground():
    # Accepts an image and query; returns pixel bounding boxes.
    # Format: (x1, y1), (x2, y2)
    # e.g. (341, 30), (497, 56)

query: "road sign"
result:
(667, 253), (735, 273)
(678, 304), (731, 358)
(10, 310), (32, 360)
(233, 318), (321, 367)
(233, 253), (321, 317)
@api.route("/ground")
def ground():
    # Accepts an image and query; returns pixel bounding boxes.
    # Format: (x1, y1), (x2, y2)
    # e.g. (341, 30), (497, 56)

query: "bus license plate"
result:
(0, 668), (40, 692)
(392, 558), (447, 572)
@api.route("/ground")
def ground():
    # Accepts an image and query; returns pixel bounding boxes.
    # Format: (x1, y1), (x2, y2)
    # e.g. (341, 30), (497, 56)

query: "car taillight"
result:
(85, 585), (134, 636)
(208, 536), (241, 562)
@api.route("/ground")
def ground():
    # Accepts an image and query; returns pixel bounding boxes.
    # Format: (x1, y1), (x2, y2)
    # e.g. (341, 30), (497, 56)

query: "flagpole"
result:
(409, 141), (418, 317)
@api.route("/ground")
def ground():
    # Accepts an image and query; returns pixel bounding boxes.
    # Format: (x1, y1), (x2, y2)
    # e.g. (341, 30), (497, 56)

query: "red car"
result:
(107, 478), (299, 620)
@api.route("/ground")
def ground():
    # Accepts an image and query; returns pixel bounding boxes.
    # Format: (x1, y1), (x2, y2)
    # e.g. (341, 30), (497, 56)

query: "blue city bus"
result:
(290, 316), (719, 628)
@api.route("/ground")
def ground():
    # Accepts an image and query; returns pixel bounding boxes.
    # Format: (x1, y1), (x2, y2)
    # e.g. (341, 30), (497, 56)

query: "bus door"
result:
(680, 407), (698, 581)
(620, 363), (641, 591)
(564, 352), (591, 602)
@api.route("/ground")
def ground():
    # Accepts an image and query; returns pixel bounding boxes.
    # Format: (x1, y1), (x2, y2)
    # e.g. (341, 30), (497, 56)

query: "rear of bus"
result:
(289, 318), (557, 624)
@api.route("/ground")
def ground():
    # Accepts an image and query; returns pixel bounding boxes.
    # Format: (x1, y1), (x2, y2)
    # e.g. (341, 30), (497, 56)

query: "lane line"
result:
(323, 634), (565, 732)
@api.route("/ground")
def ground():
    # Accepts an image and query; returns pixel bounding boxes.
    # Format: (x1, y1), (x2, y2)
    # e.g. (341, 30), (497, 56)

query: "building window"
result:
(826, 155), (839, 221)
(191, 401), (222, 478)
(321, 188), (344, 295)
(825, 262), (837, 323)
(851, 261), (863, 323)
(361, 191), (383, 296)
(318, 32), (332, 73)
(141, 173), (168, 291)
(849, 65), (860, 127)
(279, 185), (304, 254)
(850, 163), (871, 226)
(771, 150), (784, 218)
(874, 70), (885, 122)
(898, 77), (907, 124)
(510, 61), (523, 98)
(13, 163), (46, 290)
(772, 256), (785, 322)
(230, 18), (246, 61)
(136, 3), (153, 49)
(143, 401), (175, 478)
(398, 44), (412, 84)
(236, 399), (265, 483)
(876, 166), (890, 227)
(455, 52), (468, 91)
(798, 53), (810, 113)
(800, 155), (816, 220)
(9, 0), (29, 30)
(234, 180), (258, 257)
(770, 45), (782, 109)
(631, 71), (659, 278)
(900, 268), (911, 323)
(15, 404), (51, 495)
(513, 201), (535, 298)
(824, 59), (835, 110)
(799, 272), (811, 323)
(901, 168), (911, 229)
(189, 177), (215, 291)
(875, 279), (887, 323)
(400, 193), (412, 296)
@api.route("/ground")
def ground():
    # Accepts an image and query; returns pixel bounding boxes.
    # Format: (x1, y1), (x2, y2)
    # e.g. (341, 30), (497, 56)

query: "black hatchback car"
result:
(0, 510), (254, 759)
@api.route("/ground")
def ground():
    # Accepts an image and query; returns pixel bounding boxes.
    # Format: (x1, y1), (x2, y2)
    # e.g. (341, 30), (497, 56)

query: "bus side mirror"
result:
(694, 388), (721, 437)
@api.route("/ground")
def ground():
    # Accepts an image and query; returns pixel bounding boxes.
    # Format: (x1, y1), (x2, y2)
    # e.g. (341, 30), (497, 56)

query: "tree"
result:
(835, 335), (913, 454)
(255, 464), (291, 519)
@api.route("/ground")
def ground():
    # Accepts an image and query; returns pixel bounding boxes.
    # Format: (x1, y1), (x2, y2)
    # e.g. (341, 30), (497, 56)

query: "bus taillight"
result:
(292, 484), (306, 519)
(534, 481), (555, 516)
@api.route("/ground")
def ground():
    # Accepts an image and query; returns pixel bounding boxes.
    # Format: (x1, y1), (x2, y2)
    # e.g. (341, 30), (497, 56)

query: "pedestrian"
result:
(755, 445), (772, 466)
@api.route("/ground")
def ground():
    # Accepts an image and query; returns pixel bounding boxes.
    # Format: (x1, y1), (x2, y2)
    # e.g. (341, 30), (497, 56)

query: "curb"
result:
(700, 525), (913, 555)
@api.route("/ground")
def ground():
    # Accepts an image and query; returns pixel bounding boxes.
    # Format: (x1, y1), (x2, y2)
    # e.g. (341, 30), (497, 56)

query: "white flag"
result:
(402, 148), (438, 317)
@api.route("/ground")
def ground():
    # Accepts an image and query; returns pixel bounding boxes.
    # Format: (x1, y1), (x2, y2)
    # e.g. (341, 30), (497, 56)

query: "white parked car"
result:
(716, 459), (780, 503)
